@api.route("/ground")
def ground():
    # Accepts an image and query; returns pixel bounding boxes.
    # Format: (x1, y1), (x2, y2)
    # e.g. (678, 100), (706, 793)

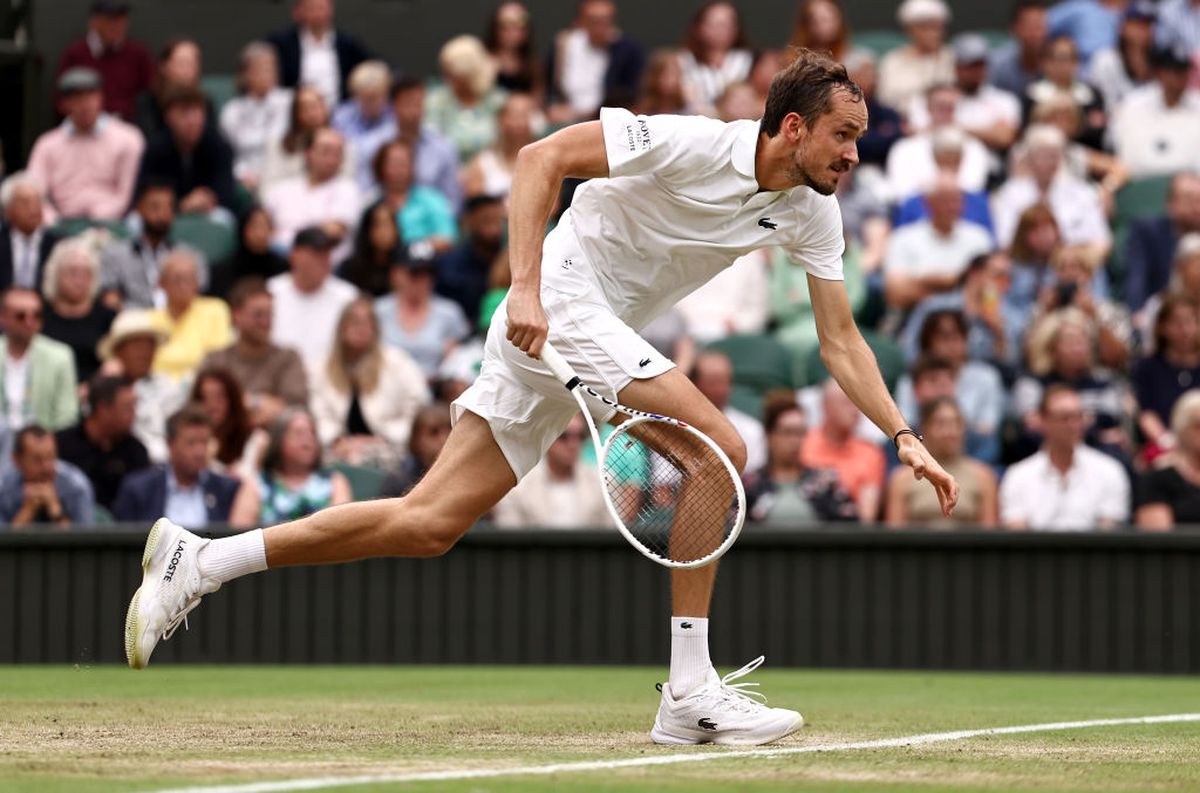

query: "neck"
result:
(14, 225), (38, 238)
(546, 460), (573, 480)
(236, 335), (268, 355)
(143, 229), (167, 248)
(822, 423), (851, 444)
(932, 221), (955, 237)
(173, 467), (199, 488)
(306, 23), (329, 38)
(278, 462), (311, 480)
(53, 296), (91, 318)
(83, 417), (111, 449)
(1165, 346), (1200, 366)
(471, 238), (500, 259)
(399, 291), (426, 309)
(1047, 443), (1075, 473)
(6, 338), (30, 358)
(1020, 46), (1039, 69)
(167, 300), (189, 320)
(769, 455), (802, 478)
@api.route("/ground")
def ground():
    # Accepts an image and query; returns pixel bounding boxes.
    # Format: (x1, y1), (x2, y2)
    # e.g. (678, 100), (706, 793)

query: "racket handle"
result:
(539, 342), (580, 388)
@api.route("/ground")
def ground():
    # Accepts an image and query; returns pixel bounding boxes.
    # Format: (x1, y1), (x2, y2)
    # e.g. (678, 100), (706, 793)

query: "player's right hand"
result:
(506, 288), (549, 358)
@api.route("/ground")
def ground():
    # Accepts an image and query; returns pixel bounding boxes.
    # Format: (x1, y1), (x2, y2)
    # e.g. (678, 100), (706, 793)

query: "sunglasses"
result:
(12, 309), (41, 322)
(557, 430), (587, 442)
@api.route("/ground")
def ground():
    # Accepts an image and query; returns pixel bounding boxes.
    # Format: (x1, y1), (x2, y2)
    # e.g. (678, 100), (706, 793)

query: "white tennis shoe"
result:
(124, 518), (220, 669)
(650, 656), (804, 746)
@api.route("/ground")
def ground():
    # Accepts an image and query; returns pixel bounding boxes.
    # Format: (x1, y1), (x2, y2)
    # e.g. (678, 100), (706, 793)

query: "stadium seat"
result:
(200, 74), (238, 115)
(852, 30), (906, 57)
(92, 504), (114, 525)
(797, 329), (906, 393)
(48, 217), (130, 240)
(332, 462), (387, 501)
(171, 214), (237, 266)
(706, 333), (795, 394)
(1113, 175), (1172, 229)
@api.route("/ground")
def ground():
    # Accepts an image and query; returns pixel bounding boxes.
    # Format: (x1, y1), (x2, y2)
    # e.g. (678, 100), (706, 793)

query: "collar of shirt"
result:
(300, 28), (334, 50)
(1039, 446), (1085, 484)
(167, 468), (207, 495)
(12, 228), (42, 247)
(62, 114), (110, 137)
(730, 119), (761, 186)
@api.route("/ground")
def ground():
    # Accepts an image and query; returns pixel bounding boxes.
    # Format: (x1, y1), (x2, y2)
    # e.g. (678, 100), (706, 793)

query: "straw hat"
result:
(97, 309), (168, 361)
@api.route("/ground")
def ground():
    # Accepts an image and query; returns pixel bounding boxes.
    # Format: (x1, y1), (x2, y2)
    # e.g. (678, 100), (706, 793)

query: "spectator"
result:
(842, 49), (902, 169)
(267, 0), (371, 110)
(378, 401), (452, 497)
(486, 1), (543, 98)
(1136, 390), (1200, 529)
(789, 0), (853, 63)
(221, 207), (289, 291)
(1046, 0), (1126, 64)
(40, 237), (116, 382)
(690, 350), (766, 472)
(200, 277), (309, 429)
(989, 0), (1049, 99)
(742, 393), (856, 526)
(389, 76), (464, 212)
(0, 425), (94, 527)
(675, 251), (769, 344)
(1089, 2), (1157, 112)
(494, 413), (609, 528)
(1111, 44), (1200, 178)
(1031, 244), (1131, 370)
(55, 374), (149, 510)
(746, 49), (783, 106)
(338, 202), (402, 297)
(425, 35), (509, 162)
(1139, 233), (1200, 338)
(146, 249), (232, 382)
(1007, 202), (1061, 317)
(55, 0), (154, 122)
(26, 68), (144, 223)
(135, 85), (237, 217)
(463, 92), (538, 202)
(262, 127), (361, 263)
(220, 42), (293, 192)
(374, 258), (470, 379)
(886, 396), (998, 528)
(371, 140), (457, 257)
(112, 406), (239, 526)
(229, 407), (352, 527)
(268, 226), (357, 365)
(1020, 91), (1129, 193)
(714, 80), (763, 123)
(800, 379), (887, 521)
(0, 173), (60, 291)
(636, 49), (693, 116)
(0, 288), (78, 433)
(96, 310), (184, 463)
(133, 37), (210, 140)
(886, 86), (990, 202)
(1132, 295), (1200, 459)
(259, 85), (353, 195)
(547, 0), (645, 123)
(1000, 384), (1129, 530)
(877, 0), (954, 113)
(675, 1), (752, 117)
(190, 367), (265, 481)
(1123, 172), (1200, 315)
(884, 173), (994, 311)
(1155, 0), (1200, 53)
(311, 297), (429, 466)
(331, 60), (395, 195)
(1024, 35), (1107, 151)
(435, 195), (506, 327)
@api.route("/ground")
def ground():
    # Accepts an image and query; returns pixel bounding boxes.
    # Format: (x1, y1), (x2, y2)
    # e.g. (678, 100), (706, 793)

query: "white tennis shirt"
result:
(543, 108), (845, 332)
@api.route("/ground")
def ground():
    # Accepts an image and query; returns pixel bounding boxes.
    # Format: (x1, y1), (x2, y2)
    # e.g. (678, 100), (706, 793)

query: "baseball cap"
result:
(952, 33), (991, 65)
(1151, 43), (1192, 71)
(57, 67), (103, 95)
(293, 226), (338, 251)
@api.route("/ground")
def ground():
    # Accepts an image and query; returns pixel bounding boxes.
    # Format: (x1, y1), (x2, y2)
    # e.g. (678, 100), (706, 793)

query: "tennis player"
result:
(126, 49), (958, 746)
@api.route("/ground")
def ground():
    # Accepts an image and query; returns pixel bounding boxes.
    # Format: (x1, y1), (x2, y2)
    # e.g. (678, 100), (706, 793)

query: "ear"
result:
(784, 112), (808, 144)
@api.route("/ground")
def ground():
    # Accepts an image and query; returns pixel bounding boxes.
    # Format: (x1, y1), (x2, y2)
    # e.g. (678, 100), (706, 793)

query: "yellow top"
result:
(149, 297), (233, 383)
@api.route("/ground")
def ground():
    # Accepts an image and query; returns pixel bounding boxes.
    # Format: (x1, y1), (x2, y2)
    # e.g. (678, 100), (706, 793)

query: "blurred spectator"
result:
(0, 288), (78, 433)
(259, 86), (354, 194)
(146, 249), (232, 382)
(886, 397), (998, 528)
(27, 68), (143, 223)
(714, 81), (763, 123)
(332, 60), (395, 195)
(267, 0), (370, 109)
(0, 173), (59, 291)
(636, 49), (693, 116)
(200, 277), (309, 429)
(690, 350), (766, 472)
(886, 87), (990, 202)
(742, 394), (856, 526)
(374, 258), (469, 379)
(135, 85), (237, 216)
(789, 0), (853, 62)
(40, 237), (116, 382)
(1111, 45), (1200, 178)
(676, 1), (751, 117)
(675, 252), (769, 344)
(371, 141), (457, 257)
(229, 407), (352, 527)
(883, 173), (993, 311)
(55, 374), (149, 510)
(97, 310), (183, 462)
(1089, 2), (1157, 112)
(389, 76), (464, 212)
(113, 406), (239, 527)
(746, 49), (784, 107)
(0, 425), (93, 527)
(268, 227), (356, 364)
(1139, 233), (1200, 338)
(220, 42), (293, 192)
(1021, 91), (1129, 193)
(263, 127), (361, 263)
(378, 401), (452, 497)
(486, 1), (543, 98)
(1046, 0), (1125, 64)
(1023, 35), (1107, 150)
(547, 0), (645, 123)
(1155, 0), (1200, 53)
(1032, 244), (1131, 369)
(222, 207), (289, 290)
(800, 379), (886, 521)
(463, 92), (538, 202)
(55, 0), (154, 122)
(641, 308), (697, 379)
(1007, 203), (1061, 317)
(190, 368), (265, 481)
(1122, 172), (1200, 314)
(1132, 295), (1200, 458)
(425, 35), (509, 162)
(842, 50), (902, 169)
(876, 0), (953, 112)
(133, 37), (210, 140)
(435, 195), (506, 327)
(989, 0), (1049, 98)
(494, 413), (609, 528)
(1000, 384), (1129, 530)
(311, 297), (429, 466)
(1136, 391), (1200, 529)
(338, 202), (401, 297)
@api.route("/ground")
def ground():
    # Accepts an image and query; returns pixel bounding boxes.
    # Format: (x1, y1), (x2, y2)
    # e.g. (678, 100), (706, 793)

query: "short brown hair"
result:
(1039, 383), (1079, 415)
(228, 276), (270, 310)
(161, 84), (207, 112)
(762, 47), (863, 137)
(166, 405), (212, 442)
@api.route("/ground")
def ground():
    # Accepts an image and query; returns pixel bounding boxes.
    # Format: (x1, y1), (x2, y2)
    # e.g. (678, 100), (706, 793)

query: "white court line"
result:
(154, 712), (1200, 793)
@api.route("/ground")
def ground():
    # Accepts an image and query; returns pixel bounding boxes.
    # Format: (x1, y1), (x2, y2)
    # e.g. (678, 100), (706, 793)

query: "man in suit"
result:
(0, 173), (60, 292)
(1124, 171), (1200, 315)
(113, 405), (238, 527)
(0, 288), (78, 434)
(266, 0), (371, 110)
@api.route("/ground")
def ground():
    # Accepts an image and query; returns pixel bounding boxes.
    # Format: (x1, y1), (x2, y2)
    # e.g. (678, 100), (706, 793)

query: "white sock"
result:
(668, 616), (713, 697)
(197, 529), (268, 585)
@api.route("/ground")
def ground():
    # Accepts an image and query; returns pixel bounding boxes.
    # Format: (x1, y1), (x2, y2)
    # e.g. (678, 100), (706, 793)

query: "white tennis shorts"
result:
(452, 233), (674, 480)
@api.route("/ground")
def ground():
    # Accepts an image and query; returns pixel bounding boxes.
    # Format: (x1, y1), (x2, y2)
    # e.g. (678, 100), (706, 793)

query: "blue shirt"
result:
(332, 100), (400, 196)
(1155, 0), (1200, 55)
(893, 191), (995, 238)
(396, 186), (458, 248)
(374, 294), (470, 377)
(900, 289), (1026, 369)
(164, 469), (208, 529)
(0, 461), (95, 525)
(1047, 0), (1121, 64)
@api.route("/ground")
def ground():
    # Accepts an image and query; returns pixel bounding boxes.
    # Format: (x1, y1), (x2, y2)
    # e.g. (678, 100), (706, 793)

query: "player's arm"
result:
(505, 121), (610, 358)
(807, 273), (959, 517)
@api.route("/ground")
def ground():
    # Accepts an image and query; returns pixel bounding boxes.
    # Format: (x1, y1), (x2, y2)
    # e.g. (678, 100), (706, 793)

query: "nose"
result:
(844, 144), (859, 166)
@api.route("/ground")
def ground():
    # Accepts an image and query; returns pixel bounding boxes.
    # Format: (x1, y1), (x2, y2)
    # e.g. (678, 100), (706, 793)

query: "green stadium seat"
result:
(171, 214), (237, 265)
(200, 74), (238, 115)
(332, 462), (387, 501)
(1114, 175), (1172, 229)
(852, 30), (906, 57)
(706, 333), (795, 394)
(978, 29), (1012, 49)
(797, 329), (907, 393)
(92, 504), (114, 525)
(48, 217), (130, 240)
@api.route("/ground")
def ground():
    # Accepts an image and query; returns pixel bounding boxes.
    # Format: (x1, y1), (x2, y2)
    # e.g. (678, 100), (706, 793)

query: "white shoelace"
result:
(161, 596), (202, 640)
(707, 656), (771, 713)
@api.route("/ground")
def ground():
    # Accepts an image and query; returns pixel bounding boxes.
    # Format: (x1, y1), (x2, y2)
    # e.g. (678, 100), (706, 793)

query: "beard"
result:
(790, 143), (844, 196)
(143, 220), (172, 239)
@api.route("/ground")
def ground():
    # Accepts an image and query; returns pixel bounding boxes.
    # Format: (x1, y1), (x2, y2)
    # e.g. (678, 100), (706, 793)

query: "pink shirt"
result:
(263, 176), (362, 263)
(26, 116), (144, 222)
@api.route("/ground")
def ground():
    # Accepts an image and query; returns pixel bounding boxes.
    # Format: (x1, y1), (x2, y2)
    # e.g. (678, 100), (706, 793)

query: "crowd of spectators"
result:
(4, 0), (1200, 534)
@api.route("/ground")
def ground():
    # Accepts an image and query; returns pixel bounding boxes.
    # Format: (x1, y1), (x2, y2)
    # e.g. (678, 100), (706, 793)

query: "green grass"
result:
(2, 666), (1199, 792)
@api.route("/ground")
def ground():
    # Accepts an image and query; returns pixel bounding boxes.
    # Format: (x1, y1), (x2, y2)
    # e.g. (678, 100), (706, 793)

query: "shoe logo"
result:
(638, 358), (651, 368)
(163, 539), (186, 582)
(758, 217), (777, 230)
(698, 717), (718, 731)
(680, 621), (693, 629)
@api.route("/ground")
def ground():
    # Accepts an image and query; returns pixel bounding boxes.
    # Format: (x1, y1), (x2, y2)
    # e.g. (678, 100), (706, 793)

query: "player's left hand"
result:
(898, 436), (959, 517)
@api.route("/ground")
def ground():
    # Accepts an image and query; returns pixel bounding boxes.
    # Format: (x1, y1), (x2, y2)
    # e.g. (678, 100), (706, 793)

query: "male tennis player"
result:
(126, 49), (958, 746)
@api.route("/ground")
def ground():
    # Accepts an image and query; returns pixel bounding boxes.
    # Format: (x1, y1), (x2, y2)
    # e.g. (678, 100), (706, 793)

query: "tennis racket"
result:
(539, 342), (746, 569)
